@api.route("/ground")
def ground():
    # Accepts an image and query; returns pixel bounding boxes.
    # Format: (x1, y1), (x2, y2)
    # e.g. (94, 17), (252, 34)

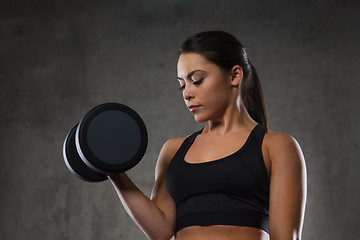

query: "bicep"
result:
(150, 139), (177, 229)
(268, 135), (307, 239)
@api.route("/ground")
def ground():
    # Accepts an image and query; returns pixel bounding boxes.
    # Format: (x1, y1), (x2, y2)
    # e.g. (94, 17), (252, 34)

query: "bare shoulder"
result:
(164, 136), (187, 152)
(154, 135), (189, 178)
(263, 128), (305, 166)
(264, 128), (300, 149)
(161, 135), (189, 161)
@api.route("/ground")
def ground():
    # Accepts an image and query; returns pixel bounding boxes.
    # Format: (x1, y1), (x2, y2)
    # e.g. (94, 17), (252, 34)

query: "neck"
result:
(202, 103), (257, 136)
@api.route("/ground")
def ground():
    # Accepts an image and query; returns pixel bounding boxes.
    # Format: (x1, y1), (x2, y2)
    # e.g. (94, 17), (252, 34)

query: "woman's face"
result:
(177, 52), (237, 123)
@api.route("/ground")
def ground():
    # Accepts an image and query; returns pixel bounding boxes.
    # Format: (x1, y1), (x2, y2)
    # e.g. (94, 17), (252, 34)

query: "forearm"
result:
(108, 173), (174, 240)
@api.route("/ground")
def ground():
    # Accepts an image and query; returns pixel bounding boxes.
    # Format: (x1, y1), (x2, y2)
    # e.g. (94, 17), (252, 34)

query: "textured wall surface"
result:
(1, 0), (359, 239)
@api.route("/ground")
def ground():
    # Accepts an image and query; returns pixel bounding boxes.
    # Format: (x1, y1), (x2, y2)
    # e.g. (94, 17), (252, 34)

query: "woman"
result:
(108, 31), (307, 240)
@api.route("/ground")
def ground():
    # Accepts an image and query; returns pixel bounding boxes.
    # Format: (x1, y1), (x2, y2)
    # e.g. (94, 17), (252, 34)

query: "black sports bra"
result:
(166, 124), (270, 233)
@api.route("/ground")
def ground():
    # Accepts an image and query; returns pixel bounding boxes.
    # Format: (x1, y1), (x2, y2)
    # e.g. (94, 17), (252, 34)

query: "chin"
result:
(193, 115), (209, 123)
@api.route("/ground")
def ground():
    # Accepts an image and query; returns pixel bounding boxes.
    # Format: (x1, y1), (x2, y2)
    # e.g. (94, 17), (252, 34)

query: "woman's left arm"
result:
(267, 133), (307, 240)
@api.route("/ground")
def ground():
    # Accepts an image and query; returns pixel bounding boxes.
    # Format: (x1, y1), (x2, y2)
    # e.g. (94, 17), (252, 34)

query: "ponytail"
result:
(241, 63), (268, 129)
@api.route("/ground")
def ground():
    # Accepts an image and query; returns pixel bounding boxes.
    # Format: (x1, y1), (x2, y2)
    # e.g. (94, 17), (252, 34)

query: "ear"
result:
(230, 65), (243, 87)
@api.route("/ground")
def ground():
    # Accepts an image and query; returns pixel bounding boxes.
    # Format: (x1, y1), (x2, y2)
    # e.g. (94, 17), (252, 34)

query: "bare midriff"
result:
(175, 225), (269, 240)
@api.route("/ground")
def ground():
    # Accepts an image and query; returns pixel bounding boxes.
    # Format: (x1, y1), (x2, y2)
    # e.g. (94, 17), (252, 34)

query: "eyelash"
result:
(178, 79), (204, 90)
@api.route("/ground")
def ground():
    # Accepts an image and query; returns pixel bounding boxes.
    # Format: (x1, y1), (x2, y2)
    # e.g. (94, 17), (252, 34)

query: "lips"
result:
(188, 105), (201, 112)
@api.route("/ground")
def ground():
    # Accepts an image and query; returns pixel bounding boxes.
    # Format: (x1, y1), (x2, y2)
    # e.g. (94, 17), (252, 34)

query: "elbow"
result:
(151, 236), (173, 240)
(156, 232), (174, 240)
(147, 228), (174, 240)
(149, 233), (174, 240)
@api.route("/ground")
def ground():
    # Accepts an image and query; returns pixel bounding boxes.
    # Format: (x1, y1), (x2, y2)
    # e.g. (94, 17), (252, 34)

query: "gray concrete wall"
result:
(1, 0), (359, 239)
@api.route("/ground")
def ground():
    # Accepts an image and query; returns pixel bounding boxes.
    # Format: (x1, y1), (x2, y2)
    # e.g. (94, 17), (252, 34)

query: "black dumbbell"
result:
(62, 103), (148, 182)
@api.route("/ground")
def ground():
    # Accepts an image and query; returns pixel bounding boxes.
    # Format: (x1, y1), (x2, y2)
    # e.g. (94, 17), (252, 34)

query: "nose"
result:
(183, 85), (194, 101)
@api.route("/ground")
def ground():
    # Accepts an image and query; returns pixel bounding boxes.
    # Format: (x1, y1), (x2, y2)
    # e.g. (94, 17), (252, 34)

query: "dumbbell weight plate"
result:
(75, 103), (148, 175)
(63, 123), (108, 182)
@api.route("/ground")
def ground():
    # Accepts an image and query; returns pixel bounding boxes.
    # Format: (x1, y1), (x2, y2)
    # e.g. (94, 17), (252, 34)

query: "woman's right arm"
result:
(108, 138), (180, 240)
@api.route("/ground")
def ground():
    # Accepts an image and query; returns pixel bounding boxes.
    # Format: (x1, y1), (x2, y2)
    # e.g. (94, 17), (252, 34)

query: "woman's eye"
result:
(178, 78), (204, 91)
(193, 78), (204, 85)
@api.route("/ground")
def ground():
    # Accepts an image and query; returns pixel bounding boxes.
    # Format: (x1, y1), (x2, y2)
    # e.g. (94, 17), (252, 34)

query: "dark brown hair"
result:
(179, 31), (268, 128)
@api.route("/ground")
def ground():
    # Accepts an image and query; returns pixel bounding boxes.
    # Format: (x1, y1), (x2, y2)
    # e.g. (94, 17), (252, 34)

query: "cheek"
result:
(204, 84), (229, 106)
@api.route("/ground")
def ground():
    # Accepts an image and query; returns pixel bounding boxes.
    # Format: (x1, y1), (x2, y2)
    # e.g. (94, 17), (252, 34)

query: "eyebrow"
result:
(177, 70), (206, 80)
